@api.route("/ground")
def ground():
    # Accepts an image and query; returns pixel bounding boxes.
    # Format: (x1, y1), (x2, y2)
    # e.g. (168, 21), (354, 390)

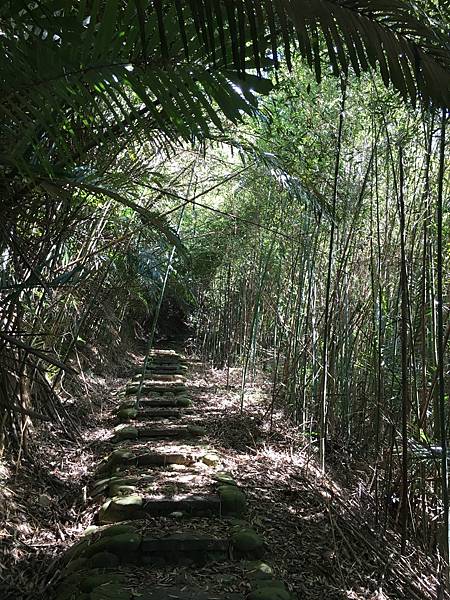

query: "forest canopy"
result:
(0, 0), (449, 594)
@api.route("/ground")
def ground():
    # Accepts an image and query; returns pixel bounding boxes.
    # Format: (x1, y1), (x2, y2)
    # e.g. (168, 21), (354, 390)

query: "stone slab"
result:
(136, 452), (196, 467)
(126, 383), (186, 396)
(139, 398), (191, 408)
(132, 373), (186, 382)
(135, 408), (182, 420)
(142, 495), (221, 516)
(141, 533), (228, 557)
(134, 363), (188, 375)
(98, 494), (222, 523)
(136, 425), (205, 440)
(137, 587), (242, 600)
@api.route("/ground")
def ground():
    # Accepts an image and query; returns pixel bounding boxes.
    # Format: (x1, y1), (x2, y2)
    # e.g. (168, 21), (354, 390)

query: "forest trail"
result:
(55, 347), (280, 600)
(42, 347), (441, 600)
(3, 5), (449, 599)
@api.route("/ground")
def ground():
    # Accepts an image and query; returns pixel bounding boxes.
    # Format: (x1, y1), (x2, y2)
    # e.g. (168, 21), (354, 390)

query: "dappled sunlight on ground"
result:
(185, 358), (443, 600)
(0, 351), (445, 599)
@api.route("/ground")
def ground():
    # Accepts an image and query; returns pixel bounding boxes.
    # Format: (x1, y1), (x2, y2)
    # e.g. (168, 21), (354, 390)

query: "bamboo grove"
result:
(0, 0), (449, 571)
(186, 71), (449, 555)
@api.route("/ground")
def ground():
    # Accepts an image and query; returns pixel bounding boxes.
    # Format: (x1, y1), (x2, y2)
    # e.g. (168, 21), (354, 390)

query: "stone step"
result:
(139, 363), (188, 371)
(126, 382), (186, 396)
(98, 493), (222, 522)
(143, 532), (229, 563)
(136, 363), (188, 371)
(93, 466), (238, 498)
(61, 526), (232, 572)
(138, 397), (191, 408)
(136, 354), (185, 363)
(96, 449), (199, 475)
(149, 348), (177, 353)
(137, 586), (242, 600)
(117, 405), (184, 422)
(90, 474), (153, 499)
(97, 466), (220, 501)
(136, 358), (183, 366)
(133, 408), (182, 420)
(113, 424), (206, 442)
(97, 484), (246, 523)
(138, 452), (198, 466)
(132, 373), (186, 382)
(58, 524), (272, 599)
(145, 354), (185, 364)
(145, 359), (184, 366)
(93, 465), (236, 498)
(63, 522), (265, 567)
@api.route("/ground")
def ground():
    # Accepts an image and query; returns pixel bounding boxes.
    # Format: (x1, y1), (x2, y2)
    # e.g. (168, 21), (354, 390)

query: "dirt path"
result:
(2, 348), (443, 600)
(53, 348), (289, 600)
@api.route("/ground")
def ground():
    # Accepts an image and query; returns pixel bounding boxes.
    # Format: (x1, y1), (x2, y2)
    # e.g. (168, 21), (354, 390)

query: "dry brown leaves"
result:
(1, 354), (447, 600)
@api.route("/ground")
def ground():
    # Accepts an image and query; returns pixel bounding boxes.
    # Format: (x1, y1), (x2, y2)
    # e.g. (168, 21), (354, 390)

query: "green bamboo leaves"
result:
(48, 179), (184, 253)
(1, 0), (449, 186)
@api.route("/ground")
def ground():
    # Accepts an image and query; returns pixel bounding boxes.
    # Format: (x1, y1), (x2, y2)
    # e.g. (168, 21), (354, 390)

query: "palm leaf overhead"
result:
(167, 0), (450, 107)
(3, 1), (448, 102)
(0, 0), (448, 186)
(0, 2), (271, 180)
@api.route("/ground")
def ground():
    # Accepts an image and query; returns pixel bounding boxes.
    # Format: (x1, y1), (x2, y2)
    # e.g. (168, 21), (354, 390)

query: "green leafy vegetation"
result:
(0, 0), (449, 594)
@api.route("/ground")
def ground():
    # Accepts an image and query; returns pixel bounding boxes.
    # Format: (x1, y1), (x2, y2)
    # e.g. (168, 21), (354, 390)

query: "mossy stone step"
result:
(126, 383), (186, 396)
(83, 531), (142, 560)
(131, 408), (183, 421)
(125, 383), (186, 396)
(98, 481), (247, 523)
(141, 533), (228, 564)
(136, 451), (197, 467)
(218, 485), (247, 515)
(64, 527), (230, 569)
(201, 453), (221, 467)
(113, 424), (205, 442)
(114, 425), (139, 441)
(146, 353), (184, 361)
(98, 494), (146, 522)
(137, 586), (242, 600)
(244, 561), (274, 580)
(145, 364), (184, 370)
(148, 349), (181, 356)
(91, 475), (147, 498)
(231, 528), (264, 559)
(132, 373), (186, 383)
(97, 449), (198, 474)
(138, 397), (191, 408)
(63, 524), (140, 566)
(139, 358), (185, 367)
(135, 365), (188, 374)
(116, 407), (183, 424)
(98, 494), (222, 523)
(96, 450), (137, 474)
(140, 424), (205, 437)
(244, 562), (292, 600)
(118, 399), (138, 410)
(213, 472), (238, 486)
(117, 408), (139, 422)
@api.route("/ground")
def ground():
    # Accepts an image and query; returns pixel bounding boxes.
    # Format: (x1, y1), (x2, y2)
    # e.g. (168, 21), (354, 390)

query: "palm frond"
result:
(1, 0), (448, 183)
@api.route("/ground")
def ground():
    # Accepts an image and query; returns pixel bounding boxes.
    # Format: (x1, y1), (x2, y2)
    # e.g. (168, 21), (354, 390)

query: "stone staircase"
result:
(55, 349), (292, 600)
